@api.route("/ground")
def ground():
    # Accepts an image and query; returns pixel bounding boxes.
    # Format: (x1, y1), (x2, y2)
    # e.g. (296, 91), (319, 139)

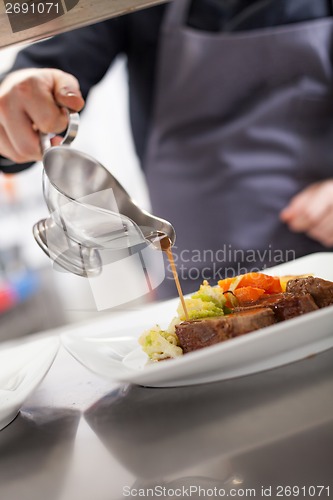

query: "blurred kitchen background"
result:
(0, 42), (151, 341)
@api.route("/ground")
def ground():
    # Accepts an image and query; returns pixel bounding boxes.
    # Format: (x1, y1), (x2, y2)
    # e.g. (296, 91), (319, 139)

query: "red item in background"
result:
(0, 286), (17, 313)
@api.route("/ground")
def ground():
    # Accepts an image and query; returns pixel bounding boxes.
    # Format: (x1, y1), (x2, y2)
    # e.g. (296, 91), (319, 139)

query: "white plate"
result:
(62, 253), (333, 387)
(0, 335), (59, 430)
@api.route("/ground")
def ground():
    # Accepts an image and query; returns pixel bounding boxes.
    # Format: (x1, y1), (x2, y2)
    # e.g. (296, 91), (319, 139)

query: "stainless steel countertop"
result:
(0, 343), (332, 500)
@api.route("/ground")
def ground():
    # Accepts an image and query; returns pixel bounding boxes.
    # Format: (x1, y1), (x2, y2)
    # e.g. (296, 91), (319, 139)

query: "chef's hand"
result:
(280, 180), (333, 247)
(0, 68), (84, 163)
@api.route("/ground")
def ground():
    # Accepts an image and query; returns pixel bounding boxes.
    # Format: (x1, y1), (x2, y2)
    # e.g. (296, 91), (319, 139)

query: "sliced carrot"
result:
(218, 272), (282, 295)
(266, 277), (283, 293)
(238, 273), (282, 294)
(218, 277), (238, 292)
(234, 286), (266, 304)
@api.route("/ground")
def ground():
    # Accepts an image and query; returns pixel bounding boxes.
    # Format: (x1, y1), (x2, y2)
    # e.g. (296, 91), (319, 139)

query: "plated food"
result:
(61, 254), (333, 387)
(139, 273), (333, 361)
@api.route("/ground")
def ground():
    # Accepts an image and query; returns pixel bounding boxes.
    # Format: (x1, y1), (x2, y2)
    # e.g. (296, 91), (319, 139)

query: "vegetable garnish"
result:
(139, 280), (227, 361)
(218, 272), (282, 306)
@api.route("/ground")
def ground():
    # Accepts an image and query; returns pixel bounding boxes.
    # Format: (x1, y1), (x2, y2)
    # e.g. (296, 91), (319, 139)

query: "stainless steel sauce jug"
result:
(33, 112), (176, 277)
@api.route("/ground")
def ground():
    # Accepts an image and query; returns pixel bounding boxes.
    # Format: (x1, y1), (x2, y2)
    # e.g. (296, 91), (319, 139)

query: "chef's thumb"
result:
(53, 72), (85, 111)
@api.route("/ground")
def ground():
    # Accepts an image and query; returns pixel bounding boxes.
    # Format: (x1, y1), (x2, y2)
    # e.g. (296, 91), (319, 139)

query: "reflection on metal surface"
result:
(0, 408), (80, 500)
(0, 0), (168, 48)
(84, 348), (333, 481)
(231, 475), (244, 485)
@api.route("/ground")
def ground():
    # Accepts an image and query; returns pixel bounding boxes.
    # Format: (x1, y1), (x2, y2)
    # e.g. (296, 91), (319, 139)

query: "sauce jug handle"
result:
(40, 109), (80, 153)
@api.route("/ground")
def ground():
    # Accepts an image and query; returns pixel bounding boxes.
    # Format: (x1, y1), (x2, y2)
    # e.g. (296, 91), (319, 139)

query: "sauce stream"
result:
(160, 236), (189, 321)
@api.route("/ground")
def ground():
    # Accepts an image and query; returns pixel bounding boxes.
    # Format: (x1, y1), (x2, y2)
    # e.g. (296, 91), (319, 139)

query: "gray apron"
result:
(144, 0), (333, 298)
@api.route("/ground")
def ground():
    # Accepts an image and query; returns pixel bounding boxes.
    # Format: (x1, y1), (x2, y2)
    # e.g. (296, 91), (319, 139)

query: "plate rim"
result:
(0, 335), (60, 430)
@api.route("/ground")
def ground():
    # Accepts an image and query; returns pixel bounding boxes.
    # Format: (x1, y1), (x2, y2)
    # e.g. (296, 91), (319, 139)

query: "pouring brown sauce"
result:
(159, 236), (189, 321)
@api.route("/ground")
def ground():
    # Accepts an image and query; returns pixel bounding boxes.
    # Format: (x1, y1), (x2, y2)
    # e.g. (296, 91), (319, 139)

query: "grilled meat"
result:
(175, 308), (275, 353)
(235, 292), (318, 321)
(286, 277), (333, 308)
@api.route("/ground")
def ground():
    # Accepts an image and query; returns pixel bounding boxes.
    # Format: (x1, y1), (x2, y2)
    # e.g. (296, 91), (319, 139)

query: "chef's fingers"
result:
(306, 210), (333, 247)
(50, 136), (63, 147)
(0, 69), (84, 162)
(0, 106), (42, 162)
(280, 181), (333, 232)
(8, 69), (83, 134)
(23, 89), (69, 135)
(53, 72), (85, 112)
(280, 184), (317, 224)
(0, 123), (23, 162)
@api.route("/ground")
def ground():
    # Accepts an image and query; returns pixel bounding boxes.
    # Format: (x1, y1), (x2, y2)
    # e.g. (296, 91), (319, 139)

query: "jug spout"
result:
(142, 228), (176, 250)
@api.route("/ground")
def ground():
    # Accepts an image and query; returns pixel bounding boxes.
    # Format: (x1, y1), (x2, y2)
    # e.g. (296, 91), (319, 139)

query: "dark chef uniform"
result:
(2, 0), (333, 298)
